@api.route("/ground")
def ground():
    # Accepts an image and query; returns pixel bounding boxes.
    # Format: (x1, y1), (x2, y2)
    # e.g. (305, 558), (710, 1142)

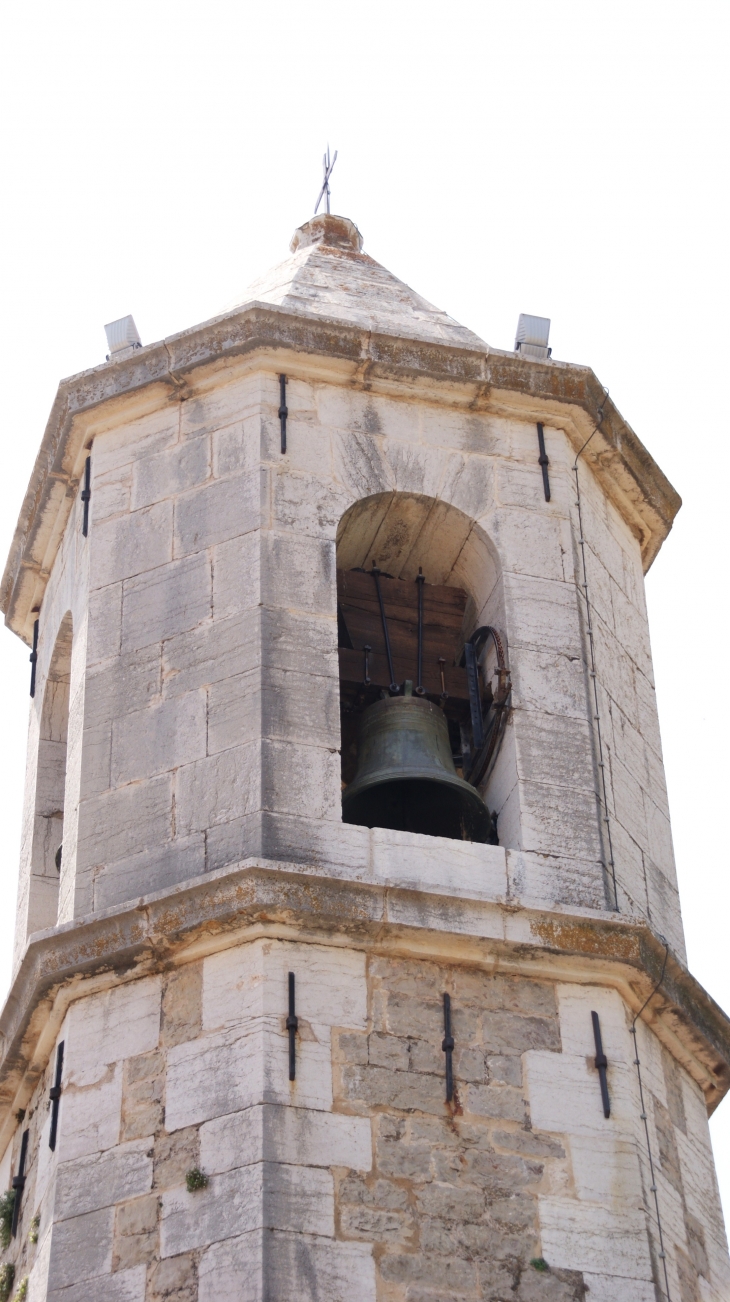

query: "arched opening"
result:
(27, 613), (72, 934)
(336, 493), (513, 845)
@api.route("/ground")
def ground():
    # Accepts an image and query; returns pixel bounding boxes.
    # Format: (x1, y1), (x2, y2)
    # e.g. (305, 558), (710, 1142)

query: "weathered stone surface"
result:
(113, 1193), (158, 1270)
(47, 1265), (146, 1302)
(55, 1137), (153, 1219)
(200, 1104), (371, 1174)
(153, 1127), (200, 1191)
(160, 1162), (334, 1255)
(147, 1254), (197, 1302)
(197, 1228), (376, 1302)
(121, 1051), (165, 1141)
(161, 964), (203, 1050)
(121, 552), (212, 653)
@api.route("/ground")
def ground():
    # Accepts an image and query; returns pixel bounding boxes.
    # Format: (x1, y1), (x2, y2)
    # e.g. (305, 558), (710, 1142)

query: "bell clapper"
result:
(438, 657), (449, 707)
(415, 568), (426, 695)
(370, 562), (399, 695)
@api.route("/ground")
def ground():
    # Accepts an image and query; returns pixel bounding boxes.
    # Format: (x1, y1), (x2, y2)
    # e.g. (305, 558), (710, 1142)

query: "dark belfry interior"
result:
(338, 566), (510, 844)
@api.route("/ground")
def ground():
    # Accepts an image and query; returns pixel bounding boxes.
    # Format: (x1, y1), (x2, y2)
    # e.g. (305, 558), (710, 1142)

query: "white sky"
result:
(0, 0), (728, 1221)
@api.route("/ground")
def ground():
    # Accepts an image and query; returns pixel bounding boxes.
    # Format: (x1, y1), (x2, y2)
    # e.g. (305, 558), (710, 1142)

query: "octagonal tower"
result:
(0, 212), (728, 1302)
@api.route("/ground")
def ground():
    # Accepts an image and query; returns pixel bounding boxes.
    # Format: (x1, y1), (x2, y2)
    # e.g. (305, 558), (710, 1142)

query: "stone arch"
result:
(336, 492), (517, 841)
(27, 612), (73, 935)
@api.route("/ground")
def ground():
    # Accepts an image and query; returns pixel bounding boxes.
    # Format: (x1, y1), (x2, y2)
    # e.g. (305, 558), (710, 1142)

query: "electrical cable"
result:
(572, 392), (619, 911)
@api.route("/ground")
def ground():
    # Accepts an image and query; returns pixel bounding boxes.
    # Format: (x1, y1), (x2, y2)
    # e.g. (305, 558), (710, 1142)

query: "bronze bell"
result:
(342, 683), (492, 843)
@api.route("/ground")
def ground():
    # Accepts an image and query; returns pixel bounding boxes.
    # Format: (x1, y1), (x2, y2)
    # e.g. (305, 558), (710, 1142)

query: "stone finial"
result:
(290, 214), (363, 254)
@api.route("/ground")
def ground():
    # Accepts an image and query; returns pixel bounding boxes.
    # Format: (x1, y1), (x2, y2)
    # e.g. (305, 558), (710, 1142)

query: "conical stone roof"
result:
(224, 213), (488, 352)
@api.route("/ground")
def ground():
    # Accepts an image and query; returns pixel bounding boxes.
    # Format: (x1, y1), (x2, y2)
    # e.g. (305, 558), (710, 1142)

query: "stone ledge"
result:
(1, 303), (680, 641)
(0, 860), (727, 1158)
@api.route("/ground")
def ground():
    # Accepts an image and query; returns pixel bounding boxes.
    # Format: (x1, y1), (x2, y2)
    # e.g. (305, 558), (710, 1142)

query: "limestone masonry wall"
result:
(0, 941), (726, 1302)
(14, 360), (683, 966)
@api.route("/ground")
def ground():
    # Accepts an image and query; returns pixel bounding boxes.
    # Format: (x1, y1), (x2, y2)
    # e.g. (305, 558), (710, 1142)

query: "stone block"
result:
(331, 428), (393, 502)
(372, 827), (507, 903)
(205, 811), (262, 872)
(90, 501), (173, 591)
(174, 744), (261, 836)
(507, 848), (608, 911)
(93, 836), (206, 911)
(121, 552), (212, 652)
(87, 582), (122, 664)
(503, 573), (583, 658)
(111, 691), (207, 785)
(54, 1137), (153, 1220)
(165, 1019), (334, 1129)
(206, 671), (259, 755)
(496, 459), (552, 512)
(555, 985), (631, 1064)
(65, 977), (162, 1085)
(211, 531), (261, 620)
(260, 606), (339, 677)
(523, 1049), (635, 1139)
(91, 462), (132, 522)
(260, 532), (336, 615)
(181, 375), (260, 437)
(162, 609), (259, 697)
(131, 434), (210, 510)
(272, 469), (350, 540)
(85, 645), (162, 729)
(200, 1105), (372, 1174)
(47, 1265), (146, 1302)
(538, 1197), (653, 1281)
(213, 414), (262, 479)
(509, 647), (587, 720)
(113, 1192), (158, 1270)
(77, 774), (172, 868)
(47, 1205), (114, 1288)
(489, 505), (570, 583)
(569, 1135), (643, 1207)
(581, 1276), (654, 1302)
(161, 963), (203, 1049)
(198, 1228), (376, 1302)
(56, 1063), (123, 1163)
(121, 1050), (165, 1141)
(153, 1126), (200, 1191)
(174, 470), (266, 557)
(94, 407), (179, 475)
(464, 1083), (527, 1123)
(147, 1254), (197, 1302)
(79, 720), (112, 799)
(481, 1010), (560, 1055)
(201, 939), (367, 1032)
(341, 1062), (447, 1117)
(161, 1162), (334, 1255)
(513, 710), (595, 793)
(262, 737), (341, 820)
(379, 1249), (478, 1294)
(260, 665), (340, 747)
(519, 780), (602, 862)
(256, 810), (371, 875)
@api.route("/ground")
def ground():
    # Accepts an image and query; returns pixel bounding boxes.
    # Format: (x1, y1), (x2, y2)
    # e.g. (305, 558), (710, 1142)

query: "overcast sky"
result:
(0, 0), (728, 1219)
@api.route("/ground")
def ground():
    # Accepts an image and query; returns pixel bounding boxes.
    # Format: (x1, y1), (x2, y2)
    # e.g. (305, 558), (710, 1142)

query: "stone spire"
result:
(225, 212), (488, 350)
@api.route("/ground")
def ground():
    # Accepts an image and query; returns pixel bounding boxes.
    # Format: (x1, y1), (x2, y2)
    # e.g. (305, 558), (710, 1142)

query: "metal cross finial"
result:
(314, 145), (338, 215)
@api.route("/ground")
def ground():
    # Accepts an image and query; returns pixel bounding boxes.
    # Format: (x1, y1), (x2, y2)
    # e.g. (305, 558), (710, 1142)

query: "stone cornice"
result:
(1, 301), (681, 643)
(0, 861), (727, 1159)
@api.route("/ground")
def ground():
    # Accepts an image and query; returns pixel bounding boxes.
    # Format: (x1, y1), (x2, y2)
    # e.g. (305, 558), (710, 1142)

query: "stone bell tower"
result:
(0, 210), (729, 1302)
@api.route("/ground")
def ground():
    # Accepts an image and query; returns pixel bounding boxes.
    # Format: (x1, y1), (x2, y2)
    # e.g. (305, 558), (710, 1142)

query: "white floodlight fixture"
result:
(104, 315), (142, 361)
(514, 313), (551, 360)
